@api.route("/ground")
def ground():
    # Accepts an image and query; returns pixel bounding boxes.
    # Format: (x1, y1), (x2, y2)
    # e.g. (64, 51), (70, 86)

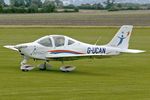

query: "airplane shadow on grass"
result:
(34, 68), (111, 77)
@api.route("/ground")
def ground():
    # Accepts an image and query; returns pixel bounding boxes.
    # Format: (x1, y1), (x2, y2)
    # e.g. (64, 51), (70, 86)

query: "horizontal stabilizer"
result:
(120, 49), (145, 53)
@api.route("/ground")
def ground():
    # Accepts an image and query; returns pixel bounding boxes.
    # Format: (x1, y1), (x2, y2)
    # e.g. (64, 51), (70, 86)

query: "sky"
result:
(4, 0), (150, 5)
(5, 0), (9, 4)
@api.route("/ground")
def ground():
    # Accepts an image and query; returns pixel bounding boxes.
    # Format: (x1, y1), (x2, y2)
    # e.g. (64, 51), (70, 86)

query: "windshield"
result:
(38, 37), (52, 47)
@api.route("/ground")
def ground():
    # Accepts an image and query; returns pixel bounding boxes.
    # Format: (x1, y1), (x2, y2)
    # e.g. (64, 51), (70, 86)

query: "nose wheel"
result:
(21, 65), (34, 71)
(20, 56), (35, 71)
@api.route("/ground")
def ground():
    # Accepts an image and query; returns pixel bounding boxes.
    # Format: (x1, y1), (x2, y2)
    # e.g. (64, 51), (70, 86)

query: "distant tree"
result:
(63, 4), (79, 12)
(104, 0), (115, 9)
(108, 5), (119, 11)
(78, 4), (93, 9)
(63, 4), (75, 9)
(74, 7), (79, 12)
(25, 0), (32, 7)
(55, 0), (63, 8)
(28, 3), (38, 13)
(93, 3), (104, 10)
(0, 0), (5, 6)
(31, 0), (42, 8)
(10, 0), (25, 7)
(0, 4), (3, 13)
(10, 6), (27, 13)
(42, 1), (56, 13)
(117, 3), (122, 8)
(78, 3), (104, 10)
(147, 4), (150, 10)
(2, 7), (13, 13)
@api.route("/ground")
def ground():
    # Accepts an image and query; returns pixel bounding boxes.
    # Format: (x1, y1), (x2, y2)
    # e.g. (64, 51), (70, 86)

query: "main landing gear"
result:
(20, 56), (76, 72)
(60, 66), (76, 72)
(38, 62), (51, 71)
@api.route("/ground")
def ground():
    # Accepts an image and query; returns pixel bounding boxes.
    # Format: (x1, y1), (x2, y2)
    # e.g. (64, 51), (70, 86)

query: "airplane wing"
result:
(46, 53), (109, 61)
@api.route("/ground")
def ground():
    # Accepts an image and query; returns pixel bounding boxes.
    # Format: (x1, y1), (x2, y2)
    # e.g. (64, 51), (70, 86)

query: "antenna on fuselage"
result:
(94, 36), (101, 45)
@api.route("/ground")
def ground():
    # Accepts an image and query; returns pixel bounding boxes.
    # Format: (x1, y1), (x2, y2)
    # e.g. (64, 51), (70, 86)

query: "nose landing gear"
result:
(20, 56), (35, 71)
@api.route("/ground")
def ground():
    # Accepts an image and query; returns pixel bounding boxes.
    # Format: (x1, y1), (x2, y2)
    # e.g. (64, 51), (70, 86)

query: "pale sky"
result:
(4, 0), (150, 5)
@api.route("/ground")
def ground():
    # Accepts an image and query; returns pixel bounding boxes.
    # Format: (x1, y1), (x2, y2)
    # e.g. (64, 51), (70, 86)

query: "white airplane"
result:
(4, 25), (145, 72)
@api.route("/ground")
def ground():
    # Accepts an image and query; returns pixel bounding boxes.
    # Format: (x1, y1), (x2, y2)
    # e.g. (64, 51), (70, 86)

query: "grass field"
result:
(0, 26), (150, 100)
(0, 10), (150, 26)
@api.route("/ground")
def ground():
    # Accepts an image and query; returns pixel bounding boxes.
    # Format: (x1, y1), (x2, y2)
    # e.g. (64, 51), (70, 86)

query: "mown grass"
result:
(0, 10), (150, 26)
(0, 26), (149, 100)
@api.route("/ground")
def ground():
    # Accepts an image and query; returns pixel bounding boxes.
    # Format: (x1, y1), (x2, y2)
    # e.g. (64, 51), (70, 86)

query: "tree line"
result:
(0, 0), (150, 13)
(65, 0), (150, 11)
(0, 0), (64, 13)
(104, 0), (150, 11)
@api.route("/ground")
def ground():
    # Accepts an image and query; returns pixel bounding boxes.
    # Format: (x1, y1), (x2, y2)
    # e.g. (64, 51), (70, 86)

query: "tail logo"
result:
(117, 32), (130, 46)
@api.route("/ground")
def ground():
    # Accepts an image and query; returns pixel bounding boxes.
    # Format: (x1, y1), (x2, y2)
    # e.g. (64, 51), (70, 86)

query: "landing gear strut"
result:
(39, 61), (51, 71)
(20, 56), (34, 71)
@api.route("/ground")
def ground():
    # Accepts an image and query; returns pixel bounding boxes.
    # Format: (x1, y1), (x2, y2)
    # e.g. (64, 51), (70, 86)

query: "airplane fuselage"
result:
(18, 41), (120, 60)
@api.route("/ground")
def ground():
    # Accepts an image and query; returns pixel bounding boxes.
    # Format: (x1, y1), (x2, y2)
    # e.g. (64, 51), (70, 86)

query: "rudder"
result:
(107, 25), (133, 49)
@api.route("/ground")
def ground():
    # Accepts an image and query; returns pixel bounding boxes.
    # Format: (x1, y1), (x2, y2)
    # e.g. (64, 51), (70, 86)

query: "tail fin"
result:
(107, 25), (133, 49)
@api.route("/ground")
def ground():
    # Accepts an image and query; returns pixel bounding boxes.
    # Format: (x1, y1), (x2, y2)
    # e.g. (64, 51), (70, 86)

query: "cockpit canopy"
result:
(37, 35), (75, 47)
(38, 37), (52, 47)
(53, 36), (65, 47)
